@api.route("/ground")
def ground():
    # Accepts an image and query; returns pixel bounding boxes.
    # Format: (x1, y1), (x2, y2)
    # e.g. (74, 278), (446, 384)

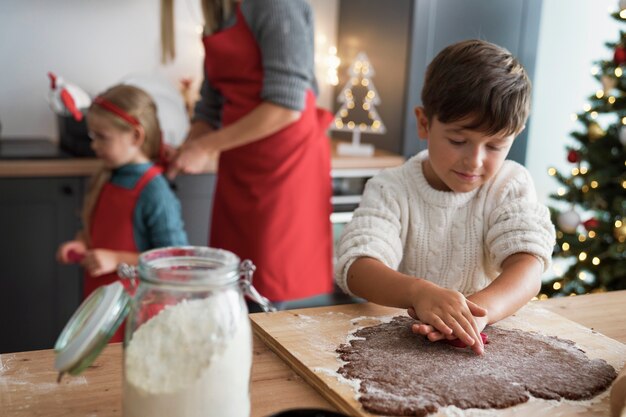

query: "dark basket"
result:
(57, 113), (95, 157)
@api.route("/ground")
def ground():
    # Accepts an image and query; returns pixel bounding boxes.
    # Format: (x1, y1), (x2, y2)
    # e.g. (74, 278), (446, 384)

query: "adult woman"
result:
(166, 0), (334, 306)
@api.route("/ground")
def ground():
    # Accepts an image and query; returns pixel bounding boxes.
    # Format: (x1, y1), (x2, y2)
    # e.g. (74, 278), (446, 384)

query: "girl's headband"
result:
(93, 96), (140, 127)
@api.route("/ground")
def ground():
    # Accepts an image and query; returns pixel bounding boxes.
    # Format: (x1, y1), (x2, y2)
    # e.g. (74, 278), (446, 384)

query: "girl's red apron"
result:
(202, 5), (333, 302)
(86, 165), (162, 342)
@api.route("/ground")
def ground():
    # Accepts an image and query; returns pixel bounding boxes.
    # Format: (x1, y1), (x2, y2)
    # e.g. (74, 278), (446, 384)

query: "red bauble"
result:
(567, 150), (580, 163)
(583, 218), (599, 230)
(615, 46), (626, 65)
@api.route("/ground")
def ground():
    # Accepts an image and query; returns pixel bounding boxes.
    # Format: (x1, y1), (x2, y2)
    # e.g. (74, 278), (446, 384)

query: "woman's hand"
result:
(82, 249), (119, 277)
(57, 240), (87, 264)
(166, 137), (218, 180)
(408, 281), (487, 355)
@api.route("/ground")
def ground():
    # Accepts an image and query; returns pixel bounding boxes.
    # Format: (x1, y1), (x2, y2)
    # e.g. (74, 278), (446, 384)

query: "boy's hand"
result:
(57, 240), (87, 264)
(409, 308), (489, 342)
(82, 249), (119, 277)
(409, 280), (487, 355)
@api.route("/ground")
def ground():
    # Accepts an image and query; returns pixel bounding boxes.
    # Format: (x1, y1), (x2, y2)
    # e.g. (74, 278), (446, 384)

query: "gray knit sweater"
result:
(193, 0), (318, 128)
(335, 151), (556, 297)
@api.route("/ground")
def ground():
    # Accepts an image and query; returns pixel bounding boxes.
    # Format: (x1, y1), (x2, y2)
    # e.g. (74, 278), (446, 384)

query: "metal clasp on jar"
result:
(239, 260), (277, 313)
(117, 263), (140, 292)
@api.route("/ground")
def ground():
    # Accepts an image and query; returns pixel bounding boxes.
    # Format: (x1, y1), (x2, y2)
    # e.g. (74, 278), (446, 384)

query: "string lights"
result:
(331, 52), (386, 156)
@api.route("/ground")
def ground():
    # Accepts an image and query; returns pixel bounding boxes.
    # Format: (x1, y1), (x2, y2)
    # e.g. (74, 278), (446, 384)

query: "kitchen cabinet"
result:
(0, 177), (83, 353)
(172, 173), (215, 246)
(0, 171), (215, 353)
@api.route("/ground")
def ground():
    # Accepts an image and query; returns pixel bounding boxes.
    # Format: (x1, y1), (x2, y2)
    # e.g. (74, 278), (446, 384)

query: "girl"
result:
(57, 85), (188, 342)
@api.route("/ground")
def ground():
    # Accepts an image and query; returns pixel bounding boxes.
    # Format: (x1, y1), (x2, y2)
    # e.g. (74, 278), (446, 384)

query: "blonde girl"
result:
(57, 85), (187, 340)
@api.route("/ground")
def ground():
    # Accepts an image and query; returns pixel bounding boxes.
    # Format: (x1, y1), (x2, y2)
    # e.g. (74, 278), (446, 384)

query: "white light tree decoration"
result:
(331, 52), (386, 156)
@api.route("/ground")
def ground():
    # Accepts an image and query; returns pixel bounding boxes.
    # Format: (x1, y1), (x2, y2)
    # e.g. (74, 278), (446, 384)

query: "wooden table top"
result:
(1, 291), (625, 417)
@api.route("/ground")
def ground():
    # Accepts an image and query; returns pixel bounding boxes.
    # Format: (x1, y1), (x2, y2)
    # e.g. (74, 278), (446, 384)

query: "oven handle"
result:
(330, 211), (354, 224)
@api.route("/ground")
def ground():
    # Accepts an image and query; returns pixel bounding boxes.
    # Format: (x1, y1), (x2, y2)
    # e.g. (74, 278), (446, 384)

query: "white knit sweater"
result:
(335, 151), (556, 297)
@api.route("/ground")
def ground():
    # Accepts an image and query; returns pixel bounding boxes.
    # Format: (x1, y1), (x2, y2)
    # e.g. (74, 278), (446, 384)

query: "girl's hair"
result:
(421, 39), (531, 137)
(201, 0), (235, 34)
(161, 0), (175, 63)
(160, 0), (235, 62)
(82, 85), (162, 244)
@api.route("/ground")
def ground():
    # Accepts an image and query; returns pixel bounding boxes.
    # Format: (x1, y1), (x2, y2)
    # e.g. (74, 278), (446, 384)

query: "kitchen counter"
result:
(1, 290), (625, 417)
(0, 139), (405, 178)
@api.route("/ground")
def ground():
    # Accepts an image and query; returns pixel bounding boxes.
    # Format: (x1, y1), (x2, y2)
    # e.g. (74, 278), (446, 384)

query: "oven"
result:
(330, 168), (379, 262)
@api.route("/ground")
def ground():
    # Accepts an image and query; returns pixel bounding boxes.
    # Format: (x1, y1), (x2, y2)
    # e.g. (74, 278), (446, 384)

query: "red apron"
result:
(86, 165), (162, 342)
(203, 4), (333, 302)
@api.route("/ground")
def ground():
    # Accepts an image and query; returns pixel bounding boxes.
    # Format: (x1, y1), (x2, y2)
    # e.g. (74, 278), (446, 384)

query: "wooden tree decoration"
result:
(331, 52), (386, 156)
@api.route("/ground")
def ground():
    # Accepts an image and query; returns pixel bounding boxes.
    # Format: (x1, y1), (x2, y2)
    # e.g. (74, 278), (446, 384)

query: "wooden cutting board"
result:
(250, 302), (626, 417)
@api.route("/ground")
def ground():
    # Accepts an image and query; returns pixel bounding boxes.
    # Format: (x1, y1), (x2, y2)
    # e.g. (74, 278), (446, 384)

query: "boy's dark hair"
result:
(421, 39), (531, 136)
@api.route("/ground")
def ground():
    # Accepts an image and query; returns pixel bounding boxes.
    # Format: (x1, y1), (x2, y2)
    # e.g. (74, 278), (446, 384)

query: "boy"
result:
(335, 39), (555, 355)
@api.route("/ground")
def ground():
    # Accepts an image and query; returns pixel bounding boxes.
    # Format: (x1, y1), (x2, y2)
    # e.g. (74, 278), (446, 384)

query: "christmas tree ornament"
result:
(588, 122), (605, 141)
(614, 220), (626, 242)
(567, 149), (580, 163)
(620, 126), (626, 146)
(601, 74), (618, 93)
(583, 218), (600, 230)
(614, 45), (626, 65)
(557, 209), (581, 234)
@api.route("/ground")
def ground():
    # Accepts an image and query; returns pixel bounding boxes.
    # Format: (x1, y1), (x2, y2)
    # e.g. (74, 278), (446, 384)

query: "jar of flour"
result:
(54, 246), (274, 417)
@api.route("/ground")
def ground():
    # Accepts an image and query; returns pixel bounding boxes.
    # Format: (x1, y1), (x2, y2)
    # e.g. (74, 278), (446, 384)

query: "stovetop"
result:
(0, 138), (72, 159)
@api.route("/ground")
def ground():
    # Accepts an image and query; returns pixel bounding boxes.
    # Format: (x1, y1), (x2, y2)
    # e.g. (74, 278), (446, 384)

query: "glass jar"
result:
(55, 246), (274, 417)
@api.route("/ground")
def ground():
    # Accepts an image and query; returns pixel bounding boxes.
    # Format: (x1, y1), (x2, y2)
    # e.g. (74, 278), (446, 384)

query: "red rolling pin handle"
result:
(67, 249), (85, 264)
(445, 332), (489, 348)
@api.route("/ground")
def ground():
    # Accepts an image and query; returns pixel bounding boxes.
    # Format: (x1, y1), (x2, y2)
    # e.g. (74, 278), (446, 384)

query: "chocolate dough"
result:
(336, 316), (616, 416)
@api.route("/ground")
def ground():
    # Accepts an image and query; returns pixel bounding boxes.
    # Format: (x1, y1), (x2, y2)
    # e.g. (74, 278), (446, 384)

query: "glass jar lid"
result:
(136, 246), (241, 288)
(54, 282), (130, 380)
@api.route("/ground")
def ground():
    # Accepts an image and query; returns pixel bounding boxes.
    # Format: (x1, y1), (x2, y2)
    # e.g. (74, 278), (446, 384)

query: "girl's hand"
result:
(409, 281), (487, 355)
(57, 240), (87, 264)
(82, 249), (119, 277)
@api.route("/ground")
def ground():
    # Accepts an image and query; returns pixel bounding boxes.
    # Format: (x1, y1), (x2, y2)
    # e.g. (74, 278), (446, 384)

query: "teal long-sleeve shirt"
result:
(106, 163), (188, 251)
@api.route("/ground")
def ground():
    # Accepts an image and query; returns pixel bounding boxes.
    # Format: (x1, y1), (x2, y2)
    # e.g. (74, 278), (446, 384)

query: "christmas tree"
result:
(331, 52), (386, 156)
(540, 5), (626, 298)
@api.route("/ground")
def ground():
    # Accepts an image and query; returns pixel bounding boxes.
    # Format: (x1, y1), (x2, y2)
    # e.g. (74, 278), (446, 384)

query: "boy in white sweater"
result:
(335, 39), (555, 355)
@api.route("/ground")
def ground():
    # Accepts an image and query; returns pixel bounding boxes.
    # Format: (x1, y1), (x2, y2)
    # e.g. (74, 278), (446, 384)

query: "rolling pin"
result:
(611, 363), (626, 417)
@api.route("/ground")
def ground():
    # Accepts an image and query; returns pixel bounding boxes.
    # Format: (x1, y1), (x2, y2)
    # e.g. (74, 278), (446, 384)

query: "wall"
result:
(526, 0), (621, 204)
(310, 0), (340, 109)
(0, 0), (620, 207)
(0, 0), (338, 140)
(400, 0), (541, 163)
(332, 0), (413, 154)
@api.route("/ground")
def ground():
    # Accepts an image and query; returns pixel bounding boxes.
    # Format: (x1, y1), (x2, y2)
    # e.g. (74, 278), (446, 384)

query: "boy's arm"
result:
(413, 252), (542, 341)
(467, 252), (543, 325)
(348, 257), (487, 354)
